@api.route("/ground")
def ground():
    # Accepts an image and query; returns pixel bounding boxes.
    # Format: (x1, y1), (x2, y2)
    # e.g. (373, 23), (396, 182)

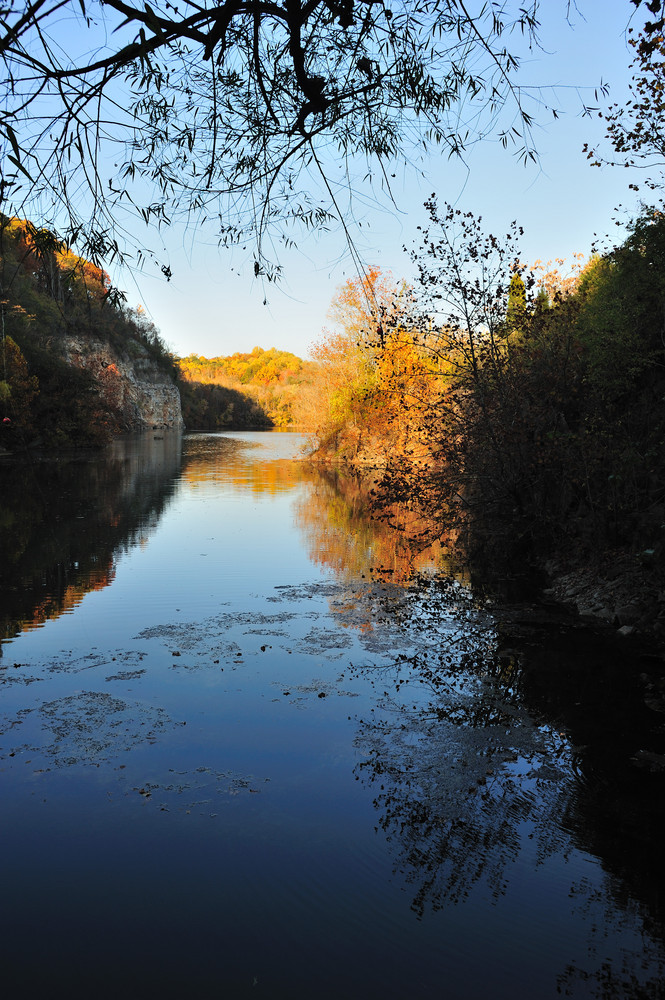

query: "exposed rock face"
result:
(62, 333), (183, 432)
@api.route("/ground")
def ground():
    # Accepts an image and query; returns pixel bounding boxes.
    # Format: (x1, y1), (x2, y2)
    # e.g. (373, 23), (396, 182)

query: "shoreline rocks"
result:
(541, 552), (665, 642)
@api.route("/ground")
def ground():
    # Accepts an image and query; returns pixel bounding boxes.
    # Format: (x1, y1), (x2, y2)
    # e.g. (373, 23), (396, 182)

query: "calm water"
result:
(1, 431), (664, 998)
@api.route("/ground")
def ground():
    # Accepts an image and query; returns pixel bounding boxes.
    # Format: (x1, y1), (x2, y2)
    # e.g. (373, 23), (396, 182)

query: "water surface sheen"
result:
(1, 431), (663, 998)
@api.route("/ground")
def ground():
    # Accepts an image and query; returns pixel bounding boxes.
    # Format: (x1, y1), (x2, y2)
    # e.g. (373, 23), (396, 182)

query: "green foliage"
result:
(533, 287), (550, 315)
(0, 335), (39, 447)
(0, 216), (175, 450)
(15, 338), (119, 447)
(432, 205), (665, 559)
(574, 210), (665, 388)
(505, 272), (527, 334)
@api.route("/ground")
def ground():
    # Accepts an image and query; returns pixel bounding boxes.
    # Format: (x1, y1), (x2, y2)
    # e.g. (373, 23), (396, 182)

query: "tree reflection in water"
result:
(298, 465), (665, 999)
(346, 584), (569, 912)
(295, 464), (464, 586)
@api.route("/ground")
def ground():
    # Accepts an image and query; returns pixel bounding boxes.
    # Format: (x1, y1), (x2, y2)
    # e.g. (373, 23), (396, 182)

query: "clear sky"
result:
(109, 2), (645, 361)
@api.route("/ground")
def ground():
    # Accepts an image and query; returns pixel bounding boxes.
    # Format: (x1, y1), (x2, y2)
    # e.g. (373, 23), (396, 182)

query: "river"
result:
(1, 431), (663, 998)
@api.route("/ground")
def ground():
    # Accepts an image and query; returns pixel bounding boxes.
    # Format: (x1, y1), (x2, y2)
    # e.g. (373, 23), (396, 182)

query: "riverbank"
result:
(308, 449), (665, 645)
(542, 549), (665, 640)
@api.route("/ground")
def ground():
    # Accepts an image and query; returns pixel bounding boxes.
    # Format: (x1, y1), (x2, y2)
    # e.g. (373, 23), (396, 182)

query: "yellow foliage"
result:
(302, 268), (443, 456)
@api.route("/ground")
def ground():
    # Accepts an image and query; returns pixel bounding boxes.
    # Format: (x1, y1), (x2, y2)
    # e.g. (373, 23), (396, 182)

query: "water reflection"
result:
(182, 431), (304, 493)
(495, 621), (665, 997)
(1, 433), (664, 998)
(295, 465), (464, 586)
(0, 431), (182, 645)
(303, 468), (665, 997)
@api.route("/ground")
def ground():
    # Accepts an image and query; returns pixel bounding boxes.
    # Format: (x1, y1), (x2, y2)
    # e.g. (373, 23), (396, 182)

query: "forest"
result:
(0, 222), (314, 439)
(177, 348), (315, 429)
(3, 200), (665, 630)
(2, 1), (665, 626)
(303, 212), (665, 625)
(0, 216), (178, 448)
(4, 6), (665, 997)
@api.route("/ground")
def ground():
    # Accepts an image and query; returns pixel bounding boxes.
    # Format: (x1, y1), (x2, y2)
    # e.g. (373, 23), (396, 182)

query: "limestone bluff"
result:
(63, 333), (183, 433)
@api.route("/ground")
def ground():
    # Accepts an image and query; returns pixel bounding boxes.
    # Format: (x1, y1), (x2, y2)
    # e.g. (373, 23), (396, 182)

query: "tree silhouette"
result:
(0, 1), (546, 273)
(586, 0), (665, 192)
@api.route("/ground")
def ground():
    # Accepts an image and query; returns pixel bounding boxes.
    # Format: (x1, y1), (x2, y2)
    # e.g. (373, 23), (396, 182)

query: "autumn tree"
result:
(0, 2), (550, 275)
(179, 347), (304, 387)
(0, 215), (180, 448)
(357, 199), (591, 549)
(530, 253), (585, 305)
(177, 346), (309, 428)
(298, 267), (408, 442)
(301, 263), (446, 474)
(0, 217), (113, 332)
(392, 197), (665, 566)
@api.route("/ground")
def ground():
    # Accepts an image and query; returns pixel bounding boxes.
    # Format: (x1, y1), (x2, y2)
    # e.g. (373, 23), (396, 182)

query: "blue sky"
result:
(112, 2), (646, 360)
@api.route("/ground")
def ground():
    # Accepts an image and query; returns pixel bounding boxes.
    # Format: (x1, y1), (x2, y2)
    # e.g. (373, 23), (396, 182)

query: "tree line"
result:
(304, 206), (665, 587)
(0, 216), (319, 444)
(177, 347), (315, 429)
(299, 0), (665, 585)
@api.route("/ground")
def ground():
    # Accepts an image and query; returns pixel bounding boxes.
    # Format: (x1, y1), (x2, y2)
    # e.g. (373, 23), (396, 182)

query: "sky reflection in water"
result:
(0, 431), (663, 999)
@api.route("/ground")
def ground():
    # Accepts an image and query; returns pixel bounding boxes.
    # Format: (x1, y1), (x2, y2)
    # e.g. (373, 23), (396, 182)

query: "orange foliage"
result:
(303, 267), (411, 434)
(295, 467), (463, 605)
(57, 247), (111, 299)
(177, 347), (308, 427)
(531, 253), (586, 303)
(183, 448), (301, 494)
(4, 218), (111, 299)
(372, 330), (439, 422)
(19, 564), (116, 633)
(178, 347), (305, 387)
(326, 265), (408, 339)
(303, 268), (441, 461)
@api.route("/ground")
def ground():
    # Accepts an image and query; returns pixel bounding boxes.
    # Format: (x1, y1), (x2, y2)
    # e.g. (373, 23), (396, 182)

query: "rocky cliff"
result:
(63, 333), (183, 432)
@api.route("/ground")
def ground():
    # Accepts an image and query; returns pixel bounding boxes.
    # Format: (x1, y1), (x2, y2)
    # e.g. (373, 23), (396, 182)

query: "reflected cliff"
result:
(0, 431), (182, 645)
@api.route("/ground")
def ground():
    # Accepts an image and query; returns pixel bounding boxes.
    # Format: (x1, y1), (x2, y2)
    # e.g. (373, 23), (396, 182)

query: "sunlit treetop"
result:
(0, 1), (550, 279)
(178, 345), (305, 384)
(1, 216), (111, 299)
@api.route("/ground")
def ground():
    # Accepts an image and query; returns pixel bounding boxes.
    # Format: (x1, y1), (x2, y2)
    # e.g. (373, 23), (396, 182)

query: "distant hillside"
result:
(0, 217), (182, 451)
(177, 347), (316, 430)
